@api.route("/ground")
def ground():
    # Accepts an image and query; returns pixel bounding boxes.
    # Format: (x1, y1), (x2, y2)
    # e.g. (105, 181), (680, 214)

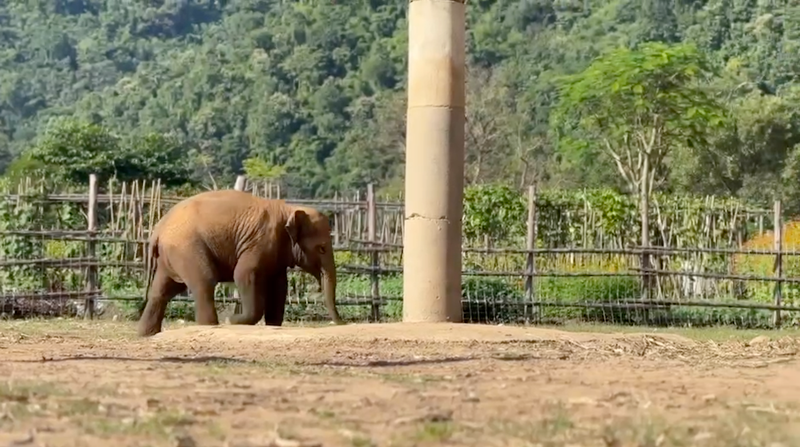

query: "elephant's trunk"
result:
(320, 267), (344, 325)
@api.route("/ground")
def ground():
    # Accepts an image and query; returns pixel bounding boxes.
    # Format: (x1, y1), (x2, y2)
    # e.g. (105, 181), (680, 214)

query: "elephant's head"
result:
(284, 206), (344, 325)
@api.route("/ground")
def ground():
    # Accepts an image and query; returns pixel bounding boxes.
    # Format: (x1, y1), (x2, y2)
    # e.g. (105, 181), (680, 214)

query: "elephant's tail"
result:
(137, 235), (160, 318)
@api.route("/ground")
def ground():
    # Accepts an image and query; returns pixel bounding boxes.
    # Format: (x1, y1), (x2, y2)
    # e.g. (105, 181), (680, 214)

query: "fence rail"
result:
(2, 175), (798, 328)
(0, 193), (406, 210)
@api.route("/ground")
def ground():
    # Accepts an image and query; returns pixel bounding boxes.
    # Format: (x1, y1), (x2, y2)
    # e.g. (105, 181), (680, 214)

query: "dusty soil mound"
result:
(145, 323), (800, 365)
(1, 320), (799, 446)
(151, 322), (696, 345)
(143, 322), (709, 365)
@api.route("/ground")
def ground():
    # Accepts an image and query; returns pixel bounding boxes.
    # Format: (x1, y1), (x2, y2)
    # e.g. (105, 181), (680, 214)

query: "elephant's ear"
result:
(285, 209), (309, 243)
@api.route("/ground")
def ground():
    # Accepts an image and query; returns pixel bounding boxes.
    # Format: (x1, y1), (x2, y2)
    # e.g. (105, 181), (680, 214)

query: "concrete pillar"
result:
(402, 0), (466, 323)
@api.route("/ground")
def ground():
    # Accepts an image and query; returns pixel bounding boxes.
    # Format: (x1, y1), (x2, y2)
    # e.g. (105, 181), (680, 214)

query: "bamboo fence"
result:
(1, 175), (798, 327)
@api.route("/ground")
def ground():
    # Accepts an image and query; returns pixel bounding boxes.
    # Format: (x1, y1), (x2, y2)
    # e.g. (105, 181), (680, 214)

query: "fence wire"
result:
(2, 181), (797, 329)
(2, 231), (799, 328)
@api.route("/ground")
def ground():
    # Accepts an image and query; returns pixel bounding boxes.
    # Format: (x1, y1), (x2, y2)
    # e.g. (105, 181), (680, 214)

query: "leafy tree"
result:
(242, 156), (287, 183)
(462, 184), (526, 245)
(27, 118), (122, 184)
(22, 118), (193, 187)
(326, 90), (406, 194)
(551, 42), (728, 199)
(121, 132), (193, 187)
(0, 0), (799, 202)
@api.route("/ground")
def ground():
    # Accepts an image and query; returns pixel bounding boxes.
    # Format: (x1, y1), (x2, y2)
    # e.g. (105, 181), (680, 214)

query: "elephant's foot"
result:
(137, 320), (162, 337)
(228, 312), (262, 325)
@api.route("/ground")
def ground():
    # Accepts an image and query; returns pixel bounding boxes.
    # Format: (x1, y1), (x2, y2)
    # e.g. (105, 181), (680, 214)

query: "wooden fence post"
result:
(640, 182), (652, 302)
(234, 175), (247, 192)
(333, 193), (341, 246)
(524, 185), (537, 323)
(773, 200), (783, 327)
(232, 175), (247, 314)
(84, 174), (98, 320)
(732, 212), (746, 300)
(356, 190), (362, 239)
(367, 184), (381, 322)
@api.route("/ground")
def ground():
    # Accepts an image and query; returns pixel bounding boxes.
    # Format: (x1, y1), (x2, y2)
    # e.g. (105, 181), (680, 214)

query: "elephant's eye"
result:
(318, 246), (326, 254)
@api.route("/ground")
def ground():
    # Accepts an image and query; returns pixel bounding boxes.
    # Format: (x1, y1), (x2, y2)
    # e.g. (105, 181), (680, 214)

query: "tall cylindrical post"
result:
(402, 0), (466, 322)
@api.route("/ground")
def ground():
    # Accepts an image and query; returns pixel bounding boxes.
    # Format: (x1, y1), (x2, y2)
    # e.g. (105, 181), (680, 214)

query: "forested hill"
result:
(0, 1), (799, 204)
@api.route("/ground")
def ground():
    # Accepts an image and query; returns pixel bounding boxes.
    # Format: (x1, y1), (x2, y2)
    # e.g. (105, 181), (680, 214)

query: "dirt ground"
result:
(1, 320), (799, 447)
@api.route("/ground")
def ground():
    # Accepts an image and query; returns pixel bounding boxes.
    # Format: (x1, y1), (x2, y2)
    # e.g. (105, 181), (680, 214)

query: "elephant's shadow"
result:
(5, 355), (251, 365)
(5, 354), (493, 368)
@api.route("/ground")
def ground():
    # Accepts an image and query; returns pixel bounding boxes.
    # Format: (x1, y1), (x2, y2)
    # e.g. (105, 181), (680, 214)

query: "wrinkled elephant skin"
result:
(137, 189), (344, 337)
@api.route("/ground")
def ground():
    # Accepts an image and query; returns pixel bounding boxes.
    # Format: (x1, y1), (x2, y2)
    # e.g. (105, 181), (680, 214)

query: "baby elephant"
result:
(137, 189), (344, 336)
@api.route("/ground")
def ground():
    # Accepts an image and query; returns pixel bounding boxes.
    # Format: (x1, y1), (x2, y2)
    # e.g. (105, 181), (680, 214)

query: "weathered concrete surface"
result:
(403, 0), (467, 323)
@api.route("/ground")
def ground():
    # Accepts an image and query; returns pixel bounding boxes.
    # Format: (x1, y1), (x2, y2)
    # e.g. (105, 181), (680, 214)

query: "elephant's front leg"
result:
(229, 260), (265, 325)
(263, 270), (288, 326)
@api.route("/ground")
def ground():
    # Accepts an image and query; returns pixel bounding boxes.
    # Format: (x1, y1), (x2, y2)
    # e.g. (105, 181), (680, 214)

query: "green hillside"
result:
(0, 0), (799, 207)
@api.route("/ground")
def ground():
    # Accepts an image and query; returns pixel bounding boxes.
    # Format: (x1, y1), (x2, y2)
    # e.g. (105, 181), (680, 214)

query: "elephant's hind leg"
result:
(191, 282), (219, 326)
(138, 269), (187, 337)
(172, 248), (220, 326)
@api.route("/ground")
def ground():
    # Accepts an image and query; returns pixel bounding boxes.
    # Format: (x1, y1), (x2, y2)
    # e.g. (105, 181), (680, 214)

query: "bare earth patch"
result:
(1, 320), (799, 446)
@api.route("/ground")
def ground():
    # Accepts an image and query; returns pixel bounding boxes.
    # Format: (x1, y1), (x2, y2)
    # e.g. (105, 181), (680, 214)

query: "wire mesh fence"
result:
(1, 175), (798, 328)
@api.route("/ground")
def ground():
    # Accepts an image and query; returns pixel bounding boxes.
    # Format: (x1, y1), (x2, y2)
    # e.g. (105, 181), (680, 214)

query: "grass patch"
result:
(412, 421), (454, 443)
(377, 372), (447, 385)
(483, 403), (800, 447)
(546, 322), (800, 342)
(0, 318), (140, 340)
(0, 379), (218, 441)
(206, 421), (228, 440)
(195, 358), (307, 380)
(595, 409), (799, 447)
(80, 409), (197, 438)
(349, 435), (376, 447)
(0, 381), (65, 400)
(313, 409), (337, 420)
(0, 381), (67, 423)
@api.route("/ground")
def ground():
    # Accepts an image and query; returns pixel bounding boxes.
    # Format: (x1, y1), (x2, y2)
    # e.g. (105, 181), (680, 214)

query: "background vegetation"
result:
(0, 0), (798, 210)
(1, 0), (799, 328)
(2, 179), (788, 328)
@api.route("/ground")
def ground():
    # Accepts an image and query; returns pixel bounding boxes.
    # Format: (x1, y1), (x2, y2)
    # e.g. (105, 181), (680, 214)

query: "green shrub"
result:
(666, 299), (776, 329)
(463, 184), (526, 245)
(461, 277), (526, 323)
(534, 275), (641, 323)
(733, 220), (800, 307)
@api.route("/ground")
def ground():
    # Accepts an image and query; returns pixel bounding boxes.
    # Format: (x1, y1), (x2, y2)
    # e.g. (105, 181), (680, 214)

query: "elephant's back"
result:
(155, 189), (263, 244)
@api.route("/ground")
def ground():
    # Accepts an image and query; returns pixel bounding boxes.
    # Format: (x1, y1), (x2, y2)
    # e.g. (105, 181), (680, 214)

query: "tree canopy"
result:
(551, 42), (728, 197)
(0, 0), (799, 211)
